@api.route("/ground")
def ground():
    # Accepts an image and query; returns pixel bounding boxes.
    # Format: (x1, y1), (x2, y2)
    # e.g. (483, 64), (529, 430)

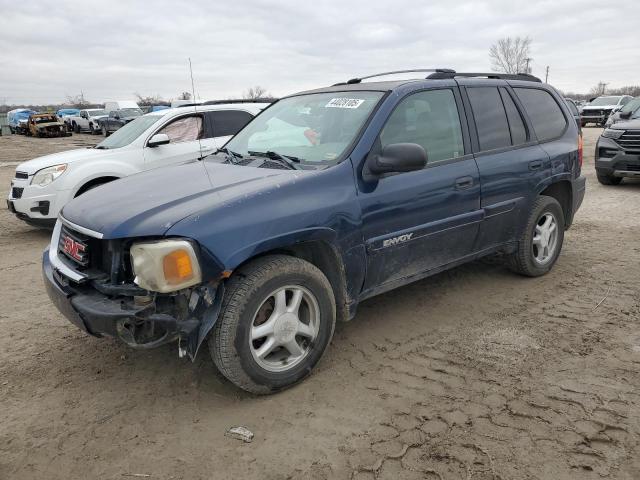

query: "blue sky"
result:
(1, 0), (639, 104)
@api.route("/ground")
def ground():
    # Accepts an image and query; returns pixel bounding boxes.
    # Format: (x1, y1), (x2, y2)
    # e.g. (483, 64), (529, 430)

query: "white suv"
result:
(7, 103), (269, 228)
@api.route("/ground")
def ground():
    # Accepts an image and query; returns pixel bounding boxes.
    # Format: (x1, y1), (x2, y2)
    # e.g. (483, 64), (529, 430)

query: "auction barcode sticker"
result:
(325, 98), (365, 109)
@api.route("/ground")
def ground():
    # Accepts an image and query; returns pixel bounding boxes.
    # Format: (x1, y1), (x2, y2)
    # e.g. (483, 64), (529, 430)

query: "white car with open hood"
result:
(7, 102), (270, 228)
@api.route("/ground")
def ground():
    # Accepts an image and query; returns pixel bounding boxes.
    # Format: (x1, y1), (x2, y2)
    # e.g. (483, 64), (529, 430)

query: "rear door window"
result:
(499, 88), (528, 145)
(208, 110), (254, 137)
(467, 87), (511, 151)
(514, 88), (568, 142)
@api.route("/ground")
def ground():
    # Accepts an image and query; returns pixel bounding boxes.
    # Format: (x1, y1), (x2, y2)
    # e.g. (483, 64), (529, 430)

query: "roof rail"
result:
(202, 98), (278, 105)
(426, 71), (542, 82)
(334, 69), (456, 86)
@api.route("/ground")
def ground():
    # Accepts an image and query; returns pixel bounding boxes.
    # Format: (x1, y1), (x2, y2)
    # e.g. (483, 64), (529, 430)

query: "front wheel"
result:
(507, 196), (565, 277)
(209, 255), (336, 394)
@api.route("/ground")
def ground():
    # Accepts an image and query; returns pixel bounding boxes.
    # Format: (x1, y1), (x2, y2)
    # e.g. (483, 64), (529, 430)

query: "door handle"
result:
(529, 160), (543, 171)
(455, 176), (474, 190)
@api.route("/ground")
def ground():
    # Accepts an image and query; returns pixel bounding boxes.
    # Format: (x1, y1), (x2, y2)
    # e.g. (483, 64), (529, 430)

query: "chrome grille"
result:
(58, 225), (90, 267)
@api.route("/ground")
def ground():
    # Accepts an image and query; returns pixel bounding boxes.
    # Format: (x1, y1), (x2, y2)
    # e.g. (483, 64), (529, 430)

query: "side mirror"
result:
(366, 143), (427, 176)
(147, 133), (171, 147)
(114, 115), (120, 120)
(620, 111), (632, 119)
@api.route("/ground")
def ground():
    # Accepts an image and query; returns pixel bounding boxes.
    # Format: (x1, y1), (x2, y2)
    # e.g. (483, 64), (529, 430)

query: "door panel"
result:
(358, 88), (481, 290)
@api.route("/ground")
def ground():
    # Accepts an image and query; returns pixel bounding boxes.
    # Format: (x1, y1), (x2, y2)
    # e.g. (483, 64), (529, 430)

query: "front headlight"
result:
(31, 164), (67, 186)
(601, 128), (625, 139)
(130, 239), (202, 293)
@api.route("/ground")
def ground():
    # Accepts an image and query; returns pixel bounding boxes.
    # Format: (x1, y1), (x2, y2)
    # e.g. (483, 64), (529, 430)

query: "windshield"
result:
(119, 108), (143, 117)
(96, 115), (162, 149)
(621, 97), (640, 114)
(89, 109), (106, 116)
(589, 96), (621, 106)
(35, 116), (56, 123)
(223, 91), (384, 167)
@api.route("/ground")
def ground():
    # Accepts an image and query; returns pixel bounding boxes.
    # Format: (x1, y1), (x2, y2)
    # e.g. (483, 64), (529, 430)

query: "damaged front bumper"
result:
(42, 249), (224, 360)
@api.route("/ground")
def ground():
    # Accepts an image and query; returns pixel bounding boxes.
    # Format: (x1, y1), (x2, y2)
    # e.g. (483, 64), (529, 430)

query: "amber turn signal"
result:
(163, 249), (194, 284)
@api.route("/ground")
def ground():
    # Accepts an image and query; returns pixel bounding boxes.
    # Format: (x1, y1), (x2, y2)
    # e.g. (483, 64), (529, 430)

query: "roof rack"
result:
(334, 69), (541, 86)
(334, 69), (456, 86)
(426, 71), (542, 82)
(202, 98), (278, 105)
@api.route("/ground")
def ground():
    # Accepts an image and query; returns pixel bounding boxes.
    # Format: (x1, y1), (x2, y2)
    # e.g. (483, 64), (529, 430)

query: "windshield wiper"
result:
(208, 147), (243, 163)
(248, 150), (302, 170)
(94, 145), (109, 150)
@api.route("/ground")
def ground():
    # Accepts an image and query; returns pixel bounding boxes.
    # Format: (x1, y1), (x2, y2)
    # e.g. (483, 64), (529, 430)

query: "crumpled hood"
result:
(35, 122), (64, 128)
(16, 147), (129, 175)
(61, 160), (301, 238)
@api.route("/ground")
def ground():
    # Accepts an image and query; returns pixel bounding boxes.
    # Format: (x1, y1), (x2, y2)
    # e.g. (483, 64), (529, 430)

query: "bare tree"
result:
(489, 36), (532, 74)
(177, 91), (192, 101)
(65, 92), (91, 108)
(134, 92), (165, 106)
(243, 86), (269, 99)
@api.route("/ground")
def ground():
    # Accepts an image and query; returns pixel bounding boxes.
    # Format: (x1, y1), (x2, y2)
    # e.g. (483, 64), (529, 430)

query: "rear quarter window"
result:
(514, 88), (568, 142)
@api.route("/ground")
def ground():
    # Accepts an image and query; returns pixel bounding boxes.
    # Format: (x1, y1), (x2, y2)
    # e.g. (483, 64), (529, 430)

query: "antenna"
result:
(189, 57), (204, 159)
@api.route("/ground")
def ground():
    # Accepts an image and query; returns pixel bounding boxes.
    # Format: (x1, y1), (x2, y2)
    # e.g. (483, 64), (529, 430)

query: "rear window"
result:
(515, 88), (567, 142)
(467, 87), (511, 151)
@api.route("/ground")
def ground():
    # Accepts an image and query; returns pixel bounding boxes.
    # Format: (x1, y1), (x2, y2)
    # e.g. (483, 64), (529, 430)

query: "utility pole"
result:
(525, 57), (532, 74)
(545, 66), (549, 83)
(601, 82), (608, 95)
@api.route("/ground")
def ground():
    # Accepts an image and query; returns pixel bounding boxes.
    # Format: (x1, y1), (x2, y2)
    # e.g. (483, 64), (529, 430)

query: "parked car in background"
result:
(7, 102), (268, 228)
(97, 108), (144, 135)
(68, 108), (108, 134)
(26, 113), (71, 138)
(605, 97), (640, 127)
(56, 109), (80, 130)
(595, 118), (640, 185)
(104, 100), (140, 113)
(40, 70), (585, 394)
(142, 105), (171, 113)
(7, 108), (37, 134)
(564, 98), (581, 129)
(581, 95), (633, 127)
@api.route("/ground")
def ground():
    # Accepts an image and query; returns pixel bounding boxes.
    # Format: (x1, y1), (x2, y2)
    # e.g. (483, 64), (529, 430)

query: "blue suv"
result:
(43, 69), (586, 394)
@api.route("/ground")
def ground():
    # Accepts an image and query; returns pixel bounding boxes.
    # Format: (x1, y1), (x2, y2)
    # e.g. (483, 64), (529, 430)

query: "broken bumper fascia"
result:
(42, 249), (224, 360)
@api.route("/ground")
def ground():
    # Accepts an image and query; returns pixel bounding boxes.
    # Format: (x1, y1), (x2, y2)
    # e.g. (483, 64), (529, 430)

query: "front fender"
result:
(62, 163), (141, 197)
(225, 227), (339, 269)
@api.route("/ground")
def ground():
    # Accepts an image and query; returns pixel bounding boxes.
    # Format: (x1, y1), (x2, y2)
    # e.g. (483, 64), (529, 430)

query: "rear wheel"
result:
(209, 255), (336, 394)
(73, 122), (79, 133)
(507, 195), (564, 277)
(597, 174), (622, 186)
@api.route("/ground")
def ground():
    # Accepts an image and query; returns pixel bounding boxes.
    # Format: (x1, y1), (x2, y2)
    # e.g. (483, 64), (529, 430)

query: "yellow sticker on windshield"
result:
(325, 98), (365, 109)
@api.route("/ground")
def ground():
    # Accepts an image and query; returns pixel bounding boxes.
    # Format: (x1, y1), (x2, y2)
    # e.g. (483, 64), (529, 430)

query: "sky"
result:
(1, 0), (639, 105)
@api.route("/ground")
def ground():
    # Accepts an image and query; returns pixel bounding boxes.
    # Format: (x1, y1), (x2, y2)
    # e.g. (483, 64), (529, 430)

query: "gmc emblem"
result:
(62, 235), (86, 262)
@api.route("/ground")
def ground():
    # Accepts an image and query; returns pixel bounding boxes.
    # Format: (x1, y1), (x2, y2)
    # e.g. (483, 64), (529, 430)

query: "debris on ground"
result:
(225, 426), (254, 443)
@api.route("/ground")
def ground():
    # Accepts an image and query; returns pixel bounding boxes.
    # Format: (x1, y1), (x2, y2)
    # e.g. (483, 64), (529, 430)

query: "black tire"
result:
(9, 127), (15, 134)
(507, 195), (565, 277)
(209, 255), (336, 394)
(102, 125), (109, 137)
(597, 174), (622, 186)
(73, 122), (79, 133)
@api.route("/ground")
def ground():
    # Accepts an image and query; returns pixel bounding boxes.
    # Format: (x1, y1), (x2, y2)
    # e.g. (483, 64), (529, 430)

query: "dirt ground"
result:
(1, 129), (639, 480)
